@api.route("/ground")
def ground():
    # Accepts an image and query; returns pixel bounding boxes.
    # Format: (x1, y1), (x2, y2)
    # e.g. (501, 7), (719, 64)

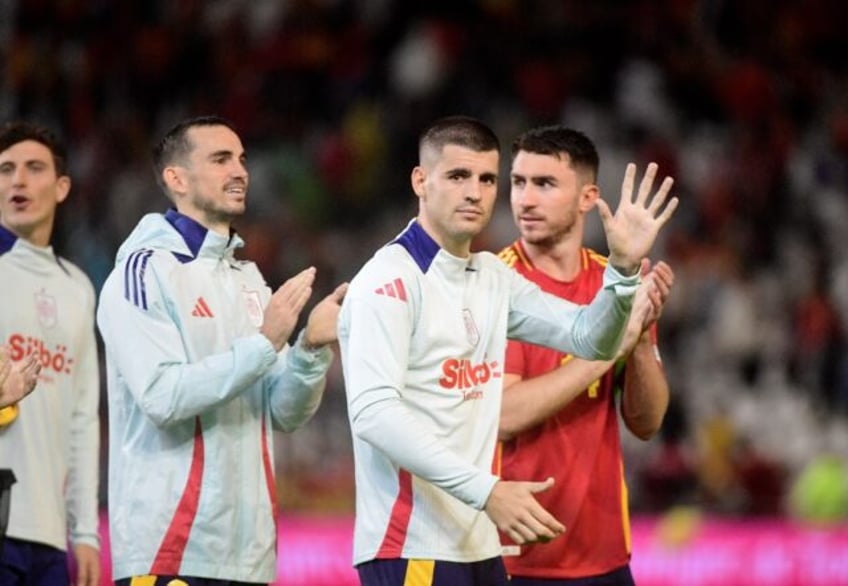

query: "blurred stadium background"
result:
(4, 0), (848, 584)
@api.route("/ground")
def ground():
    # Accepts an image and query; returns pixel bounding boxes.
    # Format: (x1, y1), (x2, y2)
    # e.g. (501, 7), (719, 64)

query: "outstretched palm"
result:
(597, 162), (678, 275)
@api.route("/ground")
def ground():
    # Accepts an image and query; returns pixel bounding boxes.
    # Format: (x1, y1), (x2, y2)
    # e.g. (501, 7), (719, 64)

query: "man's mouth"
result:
(224, 183), (246, 196)
(519, 215), (544, 224)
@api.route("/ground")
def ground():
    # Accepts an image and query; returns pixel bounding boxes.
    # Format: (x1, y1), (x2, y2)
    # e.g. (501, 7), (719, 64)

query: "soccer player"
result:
(0, 345), (41, 409)
(497, 125), (673, 585)
(0, 122), (101, 585)
(337, 116), (677, 586)
(97, 115), (347, 585)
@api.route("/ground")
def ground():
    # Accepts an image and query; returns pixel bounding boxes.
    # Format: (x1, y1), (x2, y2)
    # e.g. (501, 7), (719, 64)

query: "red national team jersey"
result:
(496, 241), (635, 579)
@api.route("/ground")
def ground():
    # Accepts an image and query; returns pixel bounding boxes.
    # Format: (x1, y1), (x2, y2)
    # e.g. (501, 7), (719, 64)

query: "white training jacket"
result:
(97, 210), (332, 582)
(0, 225), (100, 553)
(338, 220), (639, 566)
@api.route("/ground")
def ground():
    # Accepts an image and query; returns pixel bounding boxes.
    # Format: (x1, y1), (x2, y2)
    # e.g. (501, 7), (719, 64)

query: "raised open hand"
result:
(596, 162), (678, 275)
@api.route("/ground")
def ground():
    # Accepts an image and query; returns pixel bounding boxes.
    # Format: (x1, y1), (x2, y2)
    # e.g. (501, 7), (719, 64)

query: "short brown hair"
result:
(0, 122), (69, 177)
(419, 115), (500, 159)
(151, 115), (238, 192)
(511, 125), (599, 182)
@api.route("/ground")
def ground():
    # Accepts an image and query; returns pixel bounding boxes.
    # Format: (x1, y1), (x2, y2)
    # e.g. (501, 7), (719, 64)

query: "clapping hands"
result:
(0, 345), (41, 409)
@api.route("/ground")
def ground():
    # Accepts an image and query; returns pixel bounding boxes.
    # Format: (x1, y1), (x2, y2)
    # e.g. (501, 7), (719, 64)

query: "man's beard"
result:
(195, 197), (241, 226)
(521, 212), (576, 248)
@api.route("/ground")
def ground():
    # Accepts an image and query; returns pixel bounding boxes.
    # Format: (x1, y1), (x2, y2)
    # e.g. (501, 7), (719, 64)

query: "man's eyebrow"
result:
(208, 149), (236, 159)
(511, 172), (555, 182)
(533, 174), (557, 182)
(0, 158), (49, 168)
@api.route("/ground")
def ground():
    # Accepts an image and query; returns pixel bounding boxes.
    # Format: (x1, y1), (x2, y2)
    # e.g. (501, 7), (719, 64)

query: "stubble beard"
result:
(520, 209), (577, 250)
(194, 192), (244, 228)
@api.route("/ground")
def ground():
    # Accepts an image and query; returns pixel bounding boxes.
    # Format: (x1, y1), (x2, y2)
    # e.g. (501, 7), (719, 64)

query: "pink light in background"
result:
(629, 516), (848, 586)
(275, 515), (358, 585)
(96, 514), (848, 585)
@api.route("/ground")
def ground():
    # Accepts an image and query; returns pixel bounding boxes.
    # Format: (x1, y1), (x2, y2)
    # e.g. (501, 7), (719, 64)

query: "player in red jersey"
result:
(496, 126), (674, 585)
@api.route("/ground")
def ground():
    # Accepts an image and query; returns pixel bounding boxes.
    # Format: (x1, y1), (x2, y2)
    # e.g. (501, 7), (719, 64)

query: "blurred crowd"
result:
(3, 0), (848, 520)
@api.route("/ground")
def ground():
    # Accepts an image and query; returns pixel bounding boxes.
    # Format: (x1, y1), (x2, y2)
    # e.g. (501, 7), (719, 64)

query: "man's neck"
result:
(0, 221), (51, 248)
(417, 216), (471, 258)
(521, 237), (582, 282)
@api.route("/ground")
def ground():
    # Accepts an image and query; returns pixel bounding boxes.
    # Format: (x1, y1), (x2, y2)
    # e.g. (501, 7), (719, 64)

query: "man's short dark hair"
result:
(0, 122), (68, 177)
(419, 115), (500, 157)
(511, 126), (599, 182)
(152, 115), (237, 191)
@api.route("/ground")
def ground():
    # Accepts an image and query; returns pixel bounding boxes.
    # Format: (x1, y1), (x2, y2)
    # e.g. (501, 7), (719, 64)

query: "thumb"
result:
(530, 476), (555, 494)
(332, 282), (350, 303)
(632, 293), (653, 324)
(639, 257), (651, 277)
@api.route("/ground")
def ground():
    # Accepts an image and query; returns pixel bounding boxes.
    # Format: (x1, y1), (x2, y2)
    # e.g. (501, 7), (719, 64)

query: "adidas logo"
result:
(191, 297), (214, 318)
(374, 278), (407, 302)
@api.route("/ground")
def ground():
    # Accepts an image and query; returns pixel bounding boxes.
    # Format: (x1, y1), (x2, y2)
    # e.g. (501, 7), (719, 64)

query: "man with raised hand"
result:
(338, 116), (677, 586)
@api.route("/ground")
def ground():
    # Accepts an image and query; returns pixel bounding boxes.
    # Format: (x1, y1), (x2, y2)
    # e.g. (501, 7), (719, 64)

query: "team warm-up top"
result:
(0, 224), (100, 553)
(98, 210), (333, 583)
(338, 219), (640, 565)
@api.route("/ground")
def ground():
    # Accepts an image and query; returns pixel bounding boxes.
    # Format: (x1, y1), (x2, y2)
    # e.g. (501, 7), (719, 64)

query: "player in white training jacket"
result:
(98, 116), (346, 585)
(338, 116), (677, 586)
(0, 121), (101, 586)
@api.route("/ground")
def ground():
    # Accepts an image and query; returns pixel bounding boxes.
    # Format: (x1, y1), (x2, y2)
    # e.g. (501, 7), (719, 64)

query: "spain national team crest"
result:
(34, 289), (58, 329)
(462, 308), (479, 346)
(242, 288), (264, 328)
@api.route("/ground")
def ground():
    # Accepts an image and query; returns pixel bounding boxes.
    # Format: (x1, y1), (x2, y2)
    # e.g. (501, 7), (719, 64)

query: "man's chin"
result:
(459, 221), (486, 240)
(224, 203), (246, 217)
(1, 216), (39, 235)
(521, 233), (554, 247)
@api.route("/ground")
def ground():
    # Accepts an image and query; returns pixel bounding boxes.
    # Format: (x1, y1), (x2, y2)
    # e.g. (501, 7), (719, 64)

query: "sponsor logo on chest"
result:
(438, 357), (501, 401)
(7, 333), (75, 376)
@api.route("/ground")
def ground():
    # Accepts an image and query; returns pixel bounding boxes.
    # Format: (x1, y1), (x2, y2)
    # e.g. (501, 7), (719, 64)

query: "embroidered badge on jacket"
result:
(35, 289), (57, 328)
(462, 308), (479, 346)
(242, 288), (264, 328)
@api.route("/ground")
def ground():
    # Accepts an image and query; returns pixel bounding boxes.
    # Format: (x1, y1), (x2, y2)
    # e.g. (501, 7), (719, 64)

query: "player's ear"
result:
(55, 175), (71, 204)
(163, 165), (187, 197)
(411, 166), (427, 198)
(579, 183), (600, 212)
